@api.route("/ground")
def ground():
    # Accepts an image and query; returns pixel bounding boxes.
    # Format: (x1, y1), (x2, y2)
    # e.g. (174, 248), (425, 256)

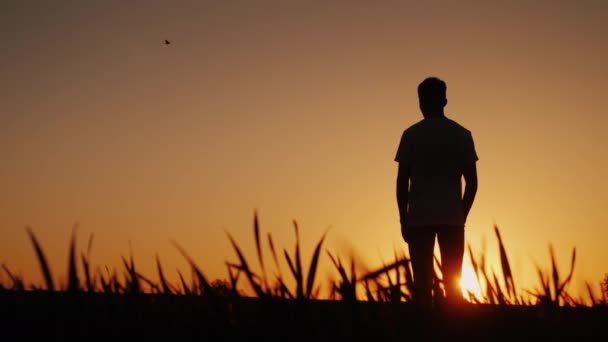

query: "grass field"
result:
(1, 212), (608, 339)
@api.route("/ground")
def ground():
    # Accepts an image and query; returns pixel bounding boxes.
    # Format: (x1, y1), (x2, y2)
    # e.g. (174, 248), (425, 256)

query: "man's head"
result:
(418, 77), (447, 117)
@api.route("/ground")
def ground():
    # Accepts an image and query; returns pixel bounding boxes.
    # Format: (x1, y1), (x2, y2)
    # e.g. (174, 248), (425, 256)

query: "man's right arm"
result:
(462, 162), (478, 221)
(396, 162), (410, 241)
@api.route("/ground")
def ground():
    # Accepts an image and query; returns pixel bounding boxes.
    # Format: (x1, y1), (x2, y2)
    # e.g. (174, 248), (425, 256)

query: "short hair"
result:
(418, 77), (446, 105)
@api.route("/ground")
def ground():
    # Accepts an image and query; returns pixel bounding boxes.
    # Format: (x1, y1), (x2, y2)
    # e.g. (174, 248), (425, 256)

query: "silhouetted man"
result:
(395, 77), (478, 311)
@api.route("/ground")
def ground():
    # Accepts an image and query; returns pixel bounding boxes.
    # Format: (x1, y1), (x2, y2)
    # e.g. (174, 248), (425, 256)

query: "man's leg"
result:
(437, 226), (465, 303)
(408, 228), (436, 310)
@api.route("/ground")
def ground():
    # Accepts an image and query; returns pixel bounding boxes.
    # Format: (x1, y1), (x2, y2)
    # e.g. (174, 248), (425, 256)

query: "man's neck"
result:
(423, 111), (445, 119)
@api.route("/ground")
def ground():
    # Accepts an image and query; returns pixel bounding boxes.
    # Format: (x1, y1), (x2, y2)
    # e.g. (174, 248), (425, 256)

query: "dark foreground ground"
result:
(1, 291), (607, 340)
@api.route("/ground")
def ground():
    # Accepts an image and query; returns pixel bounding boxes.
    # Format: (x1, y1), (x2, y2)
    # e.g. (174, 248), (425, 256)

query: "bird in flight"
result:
(165, 39), (171, 45)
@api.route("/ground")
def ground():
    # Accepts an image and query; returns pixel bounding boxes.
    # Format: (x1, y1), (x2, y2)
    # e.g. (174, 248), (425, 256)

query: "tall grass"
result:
(467, 225), (521, 305)
(2, 212), (603, 311)
(530, 244), (577, 307)
(224, 211), (328, 300)
(4, 213), (608, 340)
(25, 226), (55, 291)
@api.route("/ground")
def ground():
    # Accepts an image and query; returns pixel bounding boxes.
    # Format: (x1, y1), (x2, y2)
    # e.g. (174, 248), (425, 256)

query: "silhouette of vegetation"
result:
(1, 211), (607, 339)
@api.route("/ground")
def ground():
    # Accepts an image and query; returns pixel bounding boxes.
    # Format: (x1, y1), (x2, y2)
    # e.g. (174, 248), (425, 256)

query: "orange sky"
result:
(1, 1), (607, 301)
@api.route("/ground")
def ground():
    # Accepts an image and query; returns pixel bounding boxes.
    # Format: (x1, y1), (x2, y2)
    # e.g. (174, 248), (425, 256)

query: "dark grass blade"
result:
(305, 229), (328, 299)
(136, 272), (159, 293)
(602, 279), (608, 305)
(26, 226), (54, 291)
(110, 269), (121, 293)
(2, 264), (24, 290)
(120, 242), (140, 294)
(177, 270), (191, 295)
(121, 256), (139, 294)
(311, 286), (321, 299)
(492, 272), (506, 305)
(494, 225), (515, 300)
(362, 258), (409, 281)
(253, 210), (268, 290)
(557, 247), (577, 296)
(81, 234), (95, 292)
(225, 233), (266, 297)
(86, 234), (94, 258)
(268, 233), (283, 279)
(479, 262), (495, 302)
(327, 251), (348, 282)
(129, 243), (139, 293)
(376, 257), (396, 302)
(477, 238), (492, 302)
(267, 232), (290, 298)
(156, 254), (172, 295)
(276, 276), (295, 299)
(226, 262), (243, 297)
(364, 279), (376, 302)
(2, 264), (15, 286)
(67, 224), (79, 292)
(98, 266), (110, 293)
(82, 234), (95, 292)
(467, 244), (487, 303)
(394, 253), (404, 302)
(329, 283), (337, 300)
(284, 249), (299, 292)
(349, 256), (357, 299)
(326, 251), (356, 301)
(392, 249), (404, 302)
(467, 245), (483, 294)
(293, 220), (304, 299)
(535, 263), (551, 304)
(81, 255), (92, 292)
(481, 265), (497, 304)
(171, 240), (213, 295)
(466, 290), (480, 304)
(226, 262), (266, 289)
(549, 244), (559, 302)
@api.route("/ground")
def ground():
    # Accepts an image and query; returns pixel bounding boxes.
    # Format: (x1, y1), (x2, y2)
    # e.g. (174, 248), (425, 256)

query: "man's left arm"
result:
(462, 132), (478, 221)
(462, 162), (478, 221)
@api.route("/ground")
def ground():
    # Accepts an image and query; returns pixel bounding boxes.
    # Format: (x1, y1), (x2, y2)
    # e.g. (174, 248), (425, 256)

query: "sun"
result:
(459, 264), (482, 302)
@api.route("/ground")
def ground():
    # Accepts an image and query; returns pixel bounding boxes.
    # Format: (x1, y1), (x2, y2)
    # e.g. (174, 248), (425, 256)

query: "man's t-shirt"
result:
(395, 116), (478, 227)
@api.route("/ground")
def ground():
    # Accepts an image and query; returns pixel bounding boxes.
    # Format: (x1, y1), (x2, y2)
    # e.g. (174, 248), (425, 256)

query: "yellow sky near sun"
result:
(1, 1), (607, 301)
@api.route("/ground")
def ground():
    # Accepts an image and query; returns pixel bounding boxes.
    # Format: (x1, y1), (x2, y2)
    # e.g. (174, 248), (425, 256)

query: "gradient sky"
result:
(2, 0), (607, 300)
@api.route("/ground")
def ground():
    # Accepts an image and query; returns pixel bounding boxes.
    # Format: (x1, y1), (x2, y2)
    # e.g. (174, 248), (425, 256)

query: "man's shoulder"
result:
(401, 119), (426, 137)
(446, 118), (471, 133)
(445, 118), (473, 136)
(402, 117), (473, 137)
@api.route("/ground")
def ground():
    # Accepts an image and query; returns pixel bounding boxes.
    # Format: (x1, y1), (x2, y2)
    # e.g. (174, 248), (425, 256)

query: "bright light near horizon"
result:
(460, 264), (482, 302)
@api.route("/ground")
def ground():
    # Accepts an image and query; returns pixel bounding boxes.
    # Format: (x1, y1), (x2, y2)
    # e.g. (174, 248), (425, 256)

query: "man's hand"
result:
(400, 220), (410, 243)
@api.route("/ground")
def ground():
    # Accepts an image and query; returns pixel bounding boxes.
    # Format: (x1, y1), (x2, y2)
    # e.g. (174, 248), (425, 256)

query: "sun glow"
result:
(460, 264), (482, 302)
